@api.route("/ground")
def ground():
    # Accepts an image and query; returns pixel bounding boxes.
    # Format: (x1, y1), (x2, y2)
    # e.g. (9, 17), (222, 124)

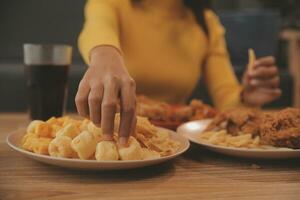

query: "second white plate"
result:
(177, 120), (300, 159)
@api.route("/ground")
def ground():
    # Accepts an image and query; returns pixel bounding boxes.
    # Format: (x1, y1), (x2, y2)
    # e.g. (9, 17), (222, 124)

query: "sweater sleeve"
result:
(202, 10), (243, 111)
(78, 0), (121, 64)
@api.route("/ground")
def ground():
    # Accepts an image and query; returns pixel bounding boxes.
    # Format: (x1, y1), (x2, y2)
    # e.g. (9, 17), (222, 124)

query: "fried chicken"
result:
(136, 96), (217, 123)
(206, 107), (261, 136)
(260, 108), (300, 149)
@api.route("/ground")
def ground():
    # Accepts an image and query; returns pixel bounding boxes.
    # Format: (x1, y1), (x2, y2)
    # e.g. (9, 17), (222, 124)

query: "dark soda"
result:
(25, 64), (69, 120)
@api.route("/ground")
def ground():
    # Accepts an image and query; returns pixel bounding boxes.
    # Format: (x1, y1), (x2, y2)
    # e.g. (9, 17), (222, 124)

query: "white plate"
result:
(177, 120), (300, 159)
(7, 127), (190, 170)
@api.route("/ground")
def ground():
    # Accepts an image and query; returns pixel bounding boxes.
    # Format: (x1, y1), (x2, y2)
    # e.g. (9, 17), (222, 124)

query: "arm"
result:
(76, 0), (136, 145)
(78, 0), (121, 64)
(203, 10), (243, 111)
(203, 10), (280, 110)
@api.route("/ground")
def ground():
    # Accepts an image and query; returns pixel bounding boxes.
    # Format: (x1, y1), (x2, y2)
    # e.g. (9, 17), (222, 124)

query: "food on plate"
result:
(95, 141), (119, 161)
(205, 107), (261, 136)
(118, 137), (143, 160)
(199, 130), (272, 149)
(55, 123), (81, 139)
(260, 108), (300, 149)
(71, 130), (102, 160)
(21, 115), (180, 161)
(200, 107), (300, 149)
(48, 136), (75, 158)
(136, 95), (217, 129)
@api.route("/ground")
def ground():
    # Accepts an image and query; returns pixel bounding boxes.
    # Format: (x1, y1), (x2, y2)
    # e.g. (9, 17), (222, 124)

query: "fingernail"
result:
(119, 137), (128, 145)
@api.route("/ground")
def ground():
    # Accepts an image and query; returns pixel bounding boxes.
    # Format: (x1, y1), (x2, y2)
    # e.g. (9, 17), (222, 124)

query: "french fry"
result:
(248, 48), (256, 72)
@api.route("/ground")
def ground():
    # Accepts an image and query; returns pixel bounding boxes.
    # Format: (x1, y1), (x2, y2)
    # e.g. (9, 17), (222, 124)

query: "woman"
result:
(76, 0), (281, 145)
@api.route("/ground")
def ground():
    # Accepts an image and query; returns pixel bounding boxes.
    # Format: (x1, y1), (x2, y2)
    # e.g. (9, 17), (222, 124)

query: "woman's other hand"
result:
(242, 56), (281, 106)
(75, 46), (136, 145)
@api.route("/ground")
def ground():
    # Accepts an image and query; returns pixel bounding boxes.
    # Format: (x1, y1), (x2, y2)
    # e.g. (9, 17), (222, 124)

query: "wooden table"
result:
(1, 113), (300, 200)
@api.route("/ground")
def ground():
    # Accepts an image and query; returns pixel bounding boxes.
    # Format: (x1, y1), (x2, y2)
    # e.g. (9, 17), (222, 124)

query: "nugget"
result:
(95, 141), (119, 161)
(87, 122), (103, 141)
(79, 119), (91, 131)
(48, 136), (75, 158)
(71, 131), (100, 160)
(56, 123), (80, 139)
(26, 121), (53, 138)
(32, 137), (52, 155)
(118, 137), (142, 160)
(21, 133), (38, 152)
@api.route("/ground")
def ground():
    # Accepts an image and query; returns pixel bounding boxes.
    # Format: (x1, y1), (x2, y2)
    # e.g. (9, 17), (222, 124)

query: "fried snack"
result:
(87, 122), (103, 141)
(199, 130), (271, 149)
(141, 148), (161, 160)
(56, 123), (81, 139)
(22, 115), (180, 160)
(79, 119), (91, 131)
(136, 96), (217, 128)
(22, 133), (52, 155)
(248, 48), (256, 72)
(71, 130), (101, 160)
(95, 141), (119, 161)
(260, 108), (300, 149)
(206, 107), (261, 136)
(118, 137), (143, 160)
(32, 137), (52, 155)
(27, 120), (52, 138)
(48, 136), (75, 158)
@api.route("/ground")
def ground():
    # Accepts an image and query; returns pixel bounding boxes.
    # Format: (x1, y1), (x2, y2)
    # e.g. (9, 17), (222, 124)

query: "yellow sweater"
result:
(78, 0), (242, 110)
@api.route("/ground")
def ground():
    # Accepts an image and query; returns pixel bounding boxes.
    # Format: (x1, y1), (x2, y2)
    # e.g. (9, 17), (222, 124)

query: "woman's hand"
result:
(75, 46), (136, 145)
(242, 56), (281, 107)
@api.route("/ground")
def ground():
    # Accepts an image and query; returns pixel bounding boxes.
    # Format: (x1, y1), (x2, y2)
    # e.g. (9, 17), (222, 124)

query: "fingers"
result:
(248, 66), (278, 79)
(249, 76), (280, 88)
(119, 78), (136, 145)
(258, 88), (282, 102)
(101, 76), (119, 140)
(253, 56), (275, 68)
(75, 80), (90, 118)
(88, 83), (104, 125)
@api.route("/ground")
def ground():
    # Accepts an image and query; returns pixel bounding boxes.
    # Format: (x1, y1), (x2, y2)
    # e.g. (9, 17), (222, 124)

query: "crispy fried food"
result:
(95, 141), (119, 161)
(141, 148), (161, 160)
(22, 114), (180, 160)
(206, 107), (261, 136)
(71, 130), (101, 160)
(189, 99), (218, 120)
(118, 137), (143, 160)
(260, 108), (300, 149)
(48, 136), (75, 158)
(136, 96), (217, 128)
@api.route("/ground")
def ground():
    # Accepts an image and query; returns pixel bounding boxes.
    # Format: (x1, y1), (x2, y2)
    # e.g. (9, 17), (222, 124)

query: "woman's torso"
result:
(117, 0), (208, 103)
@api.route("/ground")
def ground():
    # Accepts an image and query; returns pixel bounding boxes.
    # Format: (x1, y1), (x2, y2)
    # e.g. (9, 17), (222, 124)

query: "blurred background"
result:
(0, 0), (299, 112)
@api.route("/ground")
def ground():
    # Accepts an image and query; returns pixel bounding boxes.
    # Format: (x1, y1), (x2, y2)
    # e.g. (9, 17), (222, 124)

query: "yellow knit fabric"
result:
(78, 0), (242, 110)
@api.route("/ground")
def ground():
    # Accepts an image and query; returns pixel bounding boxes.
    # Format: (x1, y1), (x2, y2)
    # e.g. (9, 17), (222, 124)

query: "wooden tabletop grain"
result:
(1, 113), (300, 200)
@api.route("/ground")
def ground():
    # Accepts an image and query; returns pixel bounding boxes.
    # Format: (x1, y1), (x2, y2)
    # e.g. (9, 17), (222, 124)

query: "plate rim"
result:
(6, 127), (190, 164)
